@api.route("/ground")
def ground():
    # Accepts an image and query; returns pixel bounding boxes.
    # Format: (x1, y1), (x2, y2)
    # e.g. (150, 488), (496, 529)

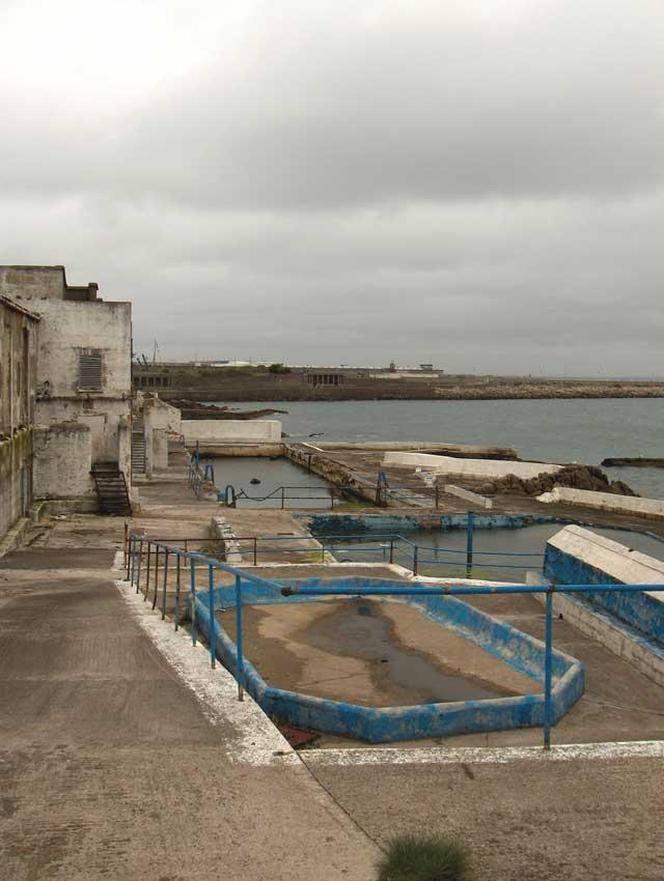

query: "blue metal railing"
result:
(202, 528), (544, 578)
(125, 531), (664, 750)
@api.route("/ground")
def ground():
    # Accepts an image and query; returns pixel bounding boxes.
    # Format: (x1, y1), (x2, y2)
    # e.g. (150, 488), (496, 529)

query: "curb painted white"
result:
(301, 740), (664, 768)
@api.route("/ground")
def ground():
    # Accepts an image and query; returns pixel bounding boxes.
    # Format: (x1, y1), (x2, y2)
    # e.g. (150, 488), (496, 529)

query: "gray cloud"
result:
(1, 0), (663, 374)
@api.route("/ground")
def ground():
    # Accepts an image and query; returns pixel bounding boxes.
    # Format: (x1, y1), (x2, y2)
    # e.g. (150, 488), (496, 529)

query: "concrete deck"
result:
(289, 443), (664, 534)
(3, 447), (664, 880)
(0, 487), (379, 879)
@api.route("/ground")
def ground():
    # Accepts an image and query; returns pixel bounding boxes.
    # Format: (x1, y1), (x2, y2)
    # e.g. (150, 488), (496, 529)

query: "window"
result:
(78, 349), (103, 391)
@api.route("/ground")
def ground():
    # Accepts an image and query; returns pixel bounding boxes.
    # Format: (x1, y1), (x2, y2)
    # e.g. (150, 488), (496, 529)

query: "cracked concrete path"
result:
(0, 539), (379, 881)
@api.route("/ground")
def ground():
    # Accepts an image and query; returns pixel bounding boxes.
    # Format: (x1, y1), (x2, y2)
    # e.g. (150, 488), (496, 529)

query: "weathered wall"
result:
(0, 297), (38, 437)
(544, 525), (664, 646)
(33, 423), (93, 499)
(141, 396), (182, 475)
(1, 266), (132, 476)
(383, 451), (561, 480)
(0, 296), (39, 539)
(0, 266), (66, 301)
(0, 429), (34, 539)
(538, 486), (664, 520)
(182, 419), (282, 445)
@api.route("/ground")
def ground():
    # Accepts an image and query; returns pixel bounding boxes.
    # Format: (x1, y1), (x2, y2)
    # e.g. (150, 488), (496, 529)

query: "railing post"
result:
(466, 512), (475, 578)
(544, 585), (554, 750)
(144, 542), (152, 600)
(174, 552), (181, 631)
(152, 545), (160, 610)
(281, 486), (285, 509)
(127, 535), (134, 583)
(413, 544), (418, 576)
(253, 537), (258, 567)
(135, 539), (144, 593)
(208, 564), (216, 669)
(435, 483), (440, 510)
(161, 548), (169, 620)
(123, 521), (129, 568)
(389, 538), (394, 565)
(235, 575), (245, 701)
(190, 558), (197, 646)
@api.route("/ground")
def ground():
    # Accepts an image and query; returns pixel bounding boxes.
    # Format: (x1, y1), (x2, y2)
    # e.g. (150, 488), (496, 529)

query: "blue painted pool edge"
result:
(192, 578), (585, 743)
(544, 545), (664, 647)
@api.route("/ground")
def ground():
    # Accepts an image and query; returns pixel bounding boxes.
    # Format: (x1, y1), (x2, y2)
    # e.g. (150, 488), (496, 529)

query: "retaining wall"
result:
(194, 576), (584, 743)
(538, 487), (664, 520)
(182, 419), (282, 445)
(383, 451), (561, 480)
(544, 525), (664, 647)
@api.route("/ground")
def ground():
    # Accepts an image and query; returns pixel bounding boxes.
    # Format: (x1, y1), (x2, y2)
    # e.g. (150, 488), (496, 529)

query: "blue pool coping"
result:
(192, 576), (585, 743)
(545, 545), (664, 648)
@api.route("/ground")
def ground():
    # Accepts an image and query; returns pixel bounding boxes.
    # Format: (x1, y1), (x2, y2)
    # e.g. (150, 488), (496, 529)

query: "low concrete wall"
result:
(544, 525), (664, 647)
(384, 451), (561, 480)
(183, 419), (282, 445)
(303, 511), (560, 535)
(195, 577), (584, 743)
(538, 487), (664, 520)
(444, 485), (493, 509)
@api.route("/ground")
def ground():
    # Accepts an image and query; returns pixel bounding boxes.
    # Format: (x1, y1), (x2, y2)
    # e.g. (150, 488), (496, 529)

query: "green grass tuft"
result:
(377, 834), (470, 881)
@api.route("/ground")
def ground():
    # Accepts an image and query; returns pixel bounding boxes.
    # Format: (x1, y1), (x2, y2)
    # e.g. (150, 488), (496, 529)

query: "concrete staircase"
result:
(92, 463), (132, 516)
(131, 417), (146, 477)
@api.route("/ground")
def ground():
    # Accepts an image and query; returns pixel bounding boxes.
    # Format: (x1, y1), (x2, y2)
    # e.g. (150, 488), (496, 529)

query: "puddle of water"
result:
(305, 598), (503, 703)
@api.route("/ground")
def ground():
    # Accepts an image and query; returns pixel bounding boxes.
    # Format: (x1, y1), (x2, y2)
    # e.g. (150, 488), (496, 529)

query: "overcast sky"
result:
(1, 0), (663, 375)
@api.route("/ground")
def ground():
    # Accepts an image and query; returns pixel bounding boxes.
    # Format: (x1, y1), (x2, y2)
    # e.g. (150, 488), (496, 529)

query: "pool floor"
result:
(219, 597), (538, 708)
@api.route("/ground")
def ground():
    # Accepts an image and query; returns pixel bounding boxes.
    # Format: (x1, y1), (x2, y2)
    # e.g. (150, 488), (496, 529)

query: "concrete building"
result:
(0, 294), (39, 540)
(0, 265), (132, 515)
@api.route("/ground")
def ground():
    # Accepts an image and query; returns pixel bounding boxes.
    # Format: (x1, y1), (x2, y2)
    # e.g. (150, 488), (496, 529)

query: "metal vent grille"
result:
(78, 350), (103, 391)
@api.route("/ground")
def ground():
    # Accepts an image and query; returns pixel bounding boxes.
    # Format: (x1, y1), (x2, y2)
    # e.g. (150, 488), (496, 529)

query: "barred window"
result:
(78, 349), (103, 391)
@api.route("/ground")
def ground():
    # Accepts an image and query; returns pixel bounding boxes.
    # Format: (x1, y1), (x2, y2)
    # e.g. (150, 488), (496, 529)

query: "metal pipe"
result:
(253, 537), (258, 567)
(544, 587), (554, 750)
(152, 546), (160, 610)
(190, 558), (197, 647)
(235, 575), (245, 701)
(413, 544), (418, 576)
(174, 552), (181, 631)
(389, 538), (394, 565)
(135, 539), (144, 593)
(281, 582), (664, 598)
(466, 512), (475, 578)
(127, 535), (134, 584)
(161, 548), (169, 620)
(144, 542), (152, 601)
(208, 564), (216, 669)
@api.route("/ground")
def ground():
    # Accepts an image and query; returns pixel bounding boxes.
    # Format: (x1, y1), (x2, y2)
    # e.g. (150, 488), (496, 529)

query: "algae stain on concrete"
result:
(303, 598), (505, 703)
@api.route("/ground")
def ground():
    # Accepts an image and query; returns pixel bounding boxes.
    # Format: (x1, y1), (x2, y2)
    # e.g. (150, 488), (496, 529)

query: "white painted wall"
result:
(33, 423), (93, 499)
(1, 267), (132, 474)
(444, 485), (493, 509)
(548, 525), (664, 604)
(539, 487), (664, 519)
(383, 451), (561, 480)
(182, 419), (282, 444)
